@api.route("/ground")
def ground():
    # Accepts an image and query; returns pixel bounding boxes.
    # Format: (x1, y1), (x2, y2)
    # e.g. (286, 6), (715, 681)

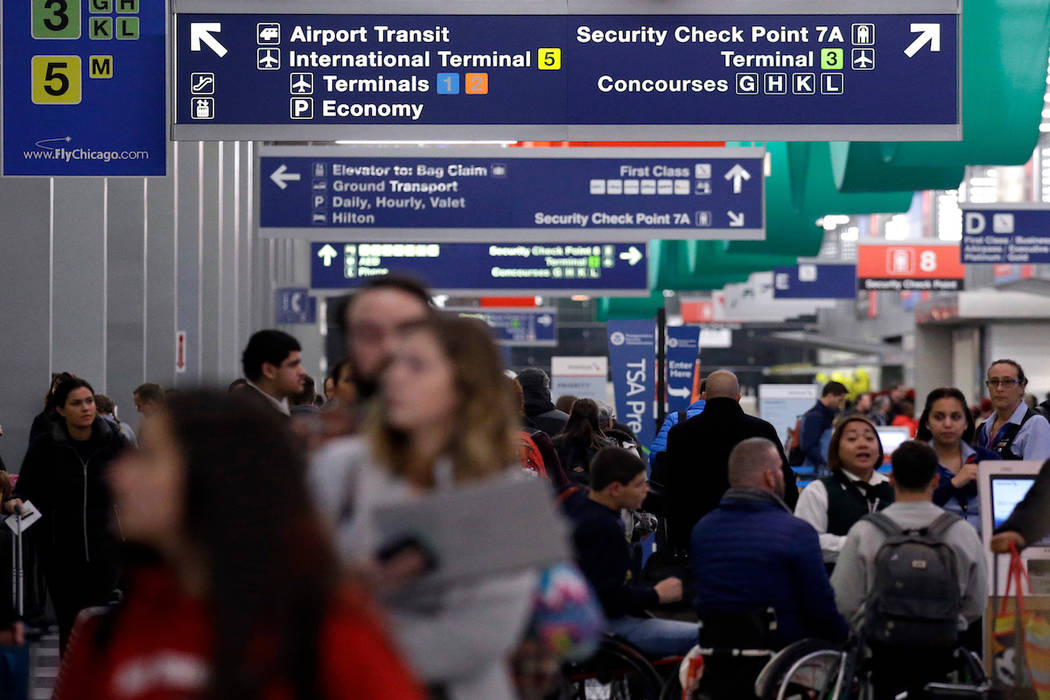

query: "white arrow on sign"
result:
(537, 314), (553, 327)
(728, 211), (746, 227)
(270, 164), (301, 190)
(317, 244), (338, 267)
(191, 23), (228, 58)
(618, 246), (644, 266)
(724, 164), (752, 194)
(668, 387), (691, 399)
(904, 23), (940, 58)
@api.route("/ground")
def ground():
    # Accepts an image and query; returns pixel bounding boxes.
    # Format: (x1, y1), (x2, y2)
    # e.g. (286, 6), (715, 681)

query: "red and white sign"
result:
(857, 242), (965, 292)
(680, 300), (716, 324)
(175, 331), (187, 374)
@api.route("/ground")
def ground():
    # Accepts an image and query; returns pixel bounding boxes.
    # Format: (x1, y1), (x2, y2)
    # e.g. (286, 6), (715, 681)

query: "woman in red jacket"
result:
(53, 390), (423, 700)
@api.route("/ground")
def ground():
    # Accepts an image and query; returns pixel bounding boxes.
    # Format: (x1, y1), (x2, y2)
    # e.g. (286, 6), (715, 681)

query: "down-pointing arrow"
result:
(190, 23), (228, 58)
(317, 244), (338, 267)
(270, 164), (301, 190)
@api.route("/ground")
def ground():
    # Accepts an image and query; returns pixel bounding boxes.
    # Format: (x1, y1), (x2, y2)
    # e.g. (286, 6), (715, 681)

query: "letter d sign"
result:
(964, 212), (986, 235)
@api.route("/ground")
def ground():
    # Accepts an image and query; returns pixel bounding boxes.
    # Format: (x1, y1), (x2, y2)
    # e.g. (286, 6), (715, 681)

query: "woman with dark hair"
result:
(52, 390), (422, 700)
(977, 359), (1050, 460)
(917, 388), (999, 533)
(553, 398), (615, 485)
(310, 316), (552, 700)
(795, 415), (894, 567)
(5, 377), (126, 652)
(26, 371), (77, 447)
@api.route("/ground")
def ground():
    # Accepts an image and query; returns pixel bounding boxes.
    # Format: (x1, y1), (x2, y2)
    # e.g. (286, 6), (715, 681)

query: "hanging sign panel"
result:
(451, 307), (557, 347)
(962, 205), (1050, 265)
(260, 146), (764, 241)
(310, 241), (649, 296)
(3, 0), (167, 175)
(172, 0), (960, 142)
(773, 262), (858, 299)
(857, 240), (965, 291)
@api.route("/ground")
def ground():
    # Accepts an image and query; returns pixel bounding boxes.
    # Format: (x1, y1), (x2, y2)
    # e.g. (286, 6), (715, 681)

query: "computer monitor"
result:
(874, 426), (910, 464)
(979, 461), (1050, 597)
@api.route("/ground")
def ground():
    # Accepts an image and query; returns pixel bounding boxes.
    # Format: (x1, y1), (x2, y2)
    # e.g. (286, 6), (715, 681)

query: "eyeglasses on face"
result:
(986, 378), (1021, 388)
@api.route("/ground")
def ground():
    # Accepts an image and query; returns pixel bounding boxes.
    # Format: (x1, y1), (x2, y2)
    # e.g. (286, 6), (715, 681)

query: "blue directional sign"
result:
(773, 262), (858, 299)
(311, 241), (649, 296)
(451, 308), (557, 347)
(275, 288), (317, 324)
(962, 205), (1050, 264)
(172, 1), (960, 142)
(261, 146), (764, 241)
(3, 0), (166, 176)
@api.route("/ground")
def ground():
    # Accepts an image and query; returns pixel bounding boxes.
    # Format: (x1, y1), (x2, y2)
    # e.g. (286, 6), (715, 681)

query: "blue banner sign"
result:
(452, 308), (557, 347)
(773, 262), (858, 299)
(608, 320), (657, 449)
(275, 288), (317, 324)
(962, 206), (1050, 264)
(260, 146), (764, 241)
(311, 241), (648, 296)
(3, 0), (166, 176)
(172, 1), (960, 142)
(666, 326), (700, 413)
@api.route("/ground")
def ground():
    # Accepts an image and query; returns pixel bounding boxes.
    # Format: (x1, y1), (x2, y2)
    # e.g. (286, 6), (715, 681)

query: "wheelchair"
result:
(555, 633), (686, 700)
(752, 632), (990, 700)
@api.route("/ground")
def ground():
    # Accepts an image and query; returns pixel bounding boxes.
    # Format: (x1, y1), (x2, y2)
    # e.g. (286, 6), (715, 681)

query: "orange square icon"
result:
(465, 72), (488, 94)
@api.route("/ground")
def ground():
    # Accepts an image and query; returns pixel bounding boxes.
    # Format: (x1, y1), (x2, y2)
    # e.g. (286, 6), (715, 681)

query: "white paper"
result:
(5, 501), (41, 534)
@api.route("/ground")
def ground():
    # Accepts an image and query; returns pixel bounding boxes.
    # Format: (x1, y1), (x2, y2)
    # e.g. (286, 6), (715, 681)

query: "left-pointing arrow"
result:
(191, 23), (228, 58)
(270, 164), (301, 190)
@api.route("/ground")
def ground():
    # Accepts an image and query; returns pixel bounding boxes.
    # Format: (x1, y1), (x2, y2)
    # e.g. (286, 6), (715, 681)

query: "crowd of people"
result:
(1, 273), (1049, 698)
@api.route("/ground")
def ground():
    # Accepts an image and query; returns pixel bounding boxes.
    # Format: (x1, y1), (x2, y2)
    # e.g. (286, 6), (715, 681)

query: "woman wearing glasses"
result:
(977, 359), (1050, 461)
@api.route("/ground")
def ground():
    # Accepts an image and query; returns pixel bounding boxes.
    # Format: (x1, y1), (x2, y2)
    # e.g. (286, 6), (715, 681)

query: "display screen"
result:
(990, 476), (1050, 547)
(875, 427), (910, 463)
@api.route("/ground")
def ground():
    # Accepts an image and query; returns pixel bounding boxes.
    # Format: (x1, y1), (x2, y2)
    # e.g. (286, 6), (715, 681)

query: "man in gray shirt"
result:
(831, 440), (987, 698)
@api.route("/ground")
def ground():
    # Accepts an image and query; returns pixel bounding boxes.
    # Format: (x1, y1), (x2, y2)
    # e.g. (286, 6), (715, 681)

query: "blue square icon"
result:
(436, 73), (460, 94)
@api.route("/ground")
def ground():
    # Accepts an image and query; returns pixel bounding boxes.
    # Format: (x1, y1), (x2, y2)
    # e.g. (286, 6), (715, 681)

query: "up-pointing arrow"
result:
(728, 211), (746, 227)
(904, 23), (940, 58)
(190, 23), (228, 58)
(317, 244), (338, 267)
(618, 246), (644, 266)
(724, 164), (752, 194)
(270, 164), (301, 190)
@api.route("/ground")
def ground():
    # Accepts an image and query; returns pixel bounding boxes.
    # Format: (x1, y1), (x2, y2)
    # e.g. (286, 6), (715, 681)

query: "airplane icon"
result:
(290, 73), (313, 95)
(257, 48), (280, 70)
(851, 48), (875, 70)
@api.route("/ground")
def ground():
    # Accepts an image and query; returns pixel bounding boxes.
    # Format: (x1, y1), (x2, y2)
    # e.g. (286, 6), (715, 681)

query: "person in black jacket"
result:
(516, 368), (569, 437)
(664, 370), (798, 550)
(5, 377), (127, 653)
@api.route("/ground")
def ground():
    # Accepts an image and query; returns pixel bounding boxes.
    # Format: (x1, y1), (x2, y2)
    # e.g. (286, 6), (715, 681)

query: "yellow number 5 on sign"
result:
(32, 56), (82, 104)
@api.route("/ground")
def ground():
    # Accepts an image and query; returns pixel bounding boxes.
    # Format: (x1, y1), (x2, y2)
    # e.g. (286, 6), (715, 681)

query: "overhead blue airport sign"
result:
(275, 288), (317, 324)
(172, 0), (960, 142)
(311, 241), (649, 296)
(3, 0), (166, 176)
(451, 308), (557, 347)
(260, 146), (764, 242)
(773, 262), (858, 299)
(962, 205), (1050, 265)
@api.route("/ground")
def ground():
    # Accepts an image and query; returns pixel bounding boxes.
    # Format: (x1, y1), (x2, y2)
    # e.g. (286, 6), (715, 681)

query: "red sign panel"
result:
(856, 243), (965, 292)
(681, 300), (716, 324)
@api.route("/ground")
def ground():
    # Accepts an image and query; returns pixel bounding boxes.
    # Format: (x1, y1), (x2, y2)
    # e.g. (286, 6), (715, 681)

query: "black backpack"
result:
(862, 511), (962, 648)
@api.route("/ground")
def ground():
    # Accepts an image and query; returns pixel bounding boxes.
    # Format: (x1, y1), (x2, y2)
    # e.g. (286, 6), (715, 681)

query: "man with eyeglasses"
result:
(977, 359), (1050, 461)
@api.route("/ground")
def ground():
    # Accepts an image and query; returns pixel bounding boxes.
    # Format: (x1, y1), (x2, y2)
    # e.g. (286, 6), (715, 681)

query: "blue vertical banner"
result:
(666, 327), (700, 413)
(607, 320), (657, 449)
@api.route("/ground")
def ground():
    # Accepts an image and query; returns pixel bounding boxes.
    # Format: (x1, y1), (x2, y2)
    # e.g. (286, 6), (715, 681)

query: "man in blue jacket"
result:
(797, 381), (848, 471)
(691, 438), (848, 648)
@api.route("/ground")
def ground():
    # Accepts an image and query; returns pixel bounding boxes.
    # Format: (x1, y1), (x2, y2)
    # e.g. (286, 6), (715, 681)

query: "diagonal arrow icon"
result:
(191, 23), (228, 58)
(904, 23), (940, 58)
(728, 211), (746, 227)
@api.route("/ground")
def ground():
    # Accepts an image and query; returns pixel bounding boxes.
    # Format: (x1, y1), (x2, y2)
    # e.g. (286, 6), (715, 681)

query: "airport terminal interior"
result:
(4, 1), (1050, 699)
